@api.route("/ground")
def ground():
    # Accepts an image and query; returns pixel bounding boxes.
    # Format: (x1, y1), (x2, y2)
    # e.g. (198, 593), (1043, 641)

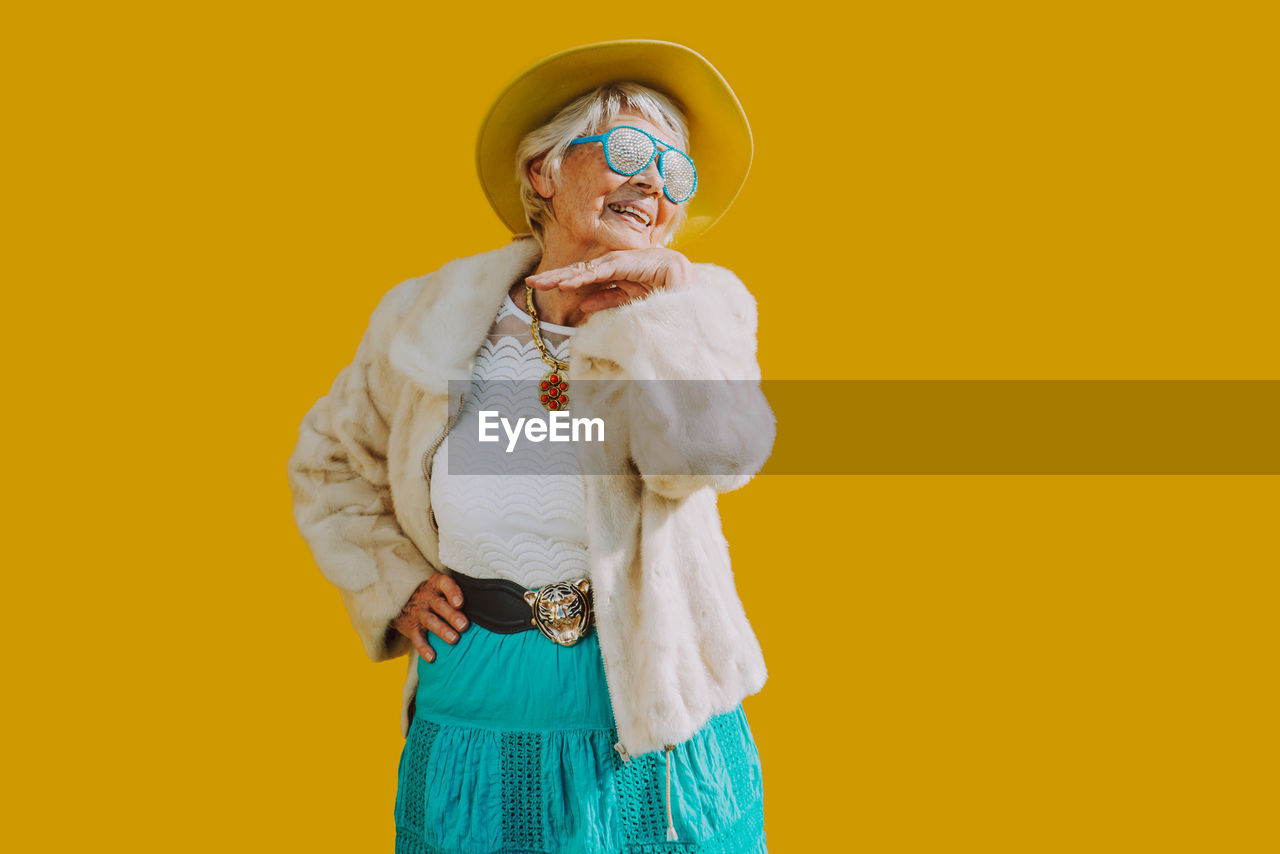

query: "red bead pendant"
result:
(540, 368), (569, 411)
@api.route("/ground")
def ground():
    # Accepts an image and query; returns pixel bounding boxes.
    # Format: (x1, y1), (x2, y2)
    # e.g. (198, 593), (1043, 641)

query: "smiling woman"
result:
(534, 109), (685, 245)
(516, 82), (692, 252)
(520, 104), (694, 320)
(286, 40), (775, 854)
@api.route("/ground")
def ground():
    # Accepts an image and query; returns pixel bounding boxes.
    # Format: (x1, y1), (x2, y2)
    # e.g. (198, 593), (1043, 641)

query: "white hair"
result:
(515, 82), (690, 246)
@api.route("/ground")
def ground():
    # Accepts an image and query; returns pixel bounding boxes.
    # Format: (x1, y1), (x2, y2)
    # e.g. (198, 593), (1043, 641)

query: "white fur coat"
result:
(286, 236), (774, 755)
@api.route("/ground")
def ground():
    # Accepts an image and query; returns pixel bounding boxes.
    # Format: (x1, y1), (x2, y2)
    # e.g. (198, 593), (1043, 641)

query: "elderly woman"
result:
(287, 40), (774, 853)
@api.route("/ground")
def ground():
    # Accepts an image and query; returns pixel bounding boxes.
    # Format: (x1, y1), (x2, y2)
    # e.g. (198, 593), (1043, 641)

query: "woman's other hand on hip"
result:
(392, 574), (468, 662)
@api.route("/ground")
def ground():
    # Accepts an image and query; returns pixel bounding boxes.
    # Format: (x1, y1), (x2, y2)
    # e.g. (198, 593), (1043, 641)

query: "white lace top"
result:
(430, 293), (589, 588)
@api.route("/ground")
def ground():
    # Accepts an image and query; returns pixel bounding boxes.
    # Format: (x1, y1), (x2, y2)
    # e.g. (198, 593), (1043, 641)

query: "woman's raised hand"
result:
(392, 573), (468, 662)
(525, 247), (695, 313)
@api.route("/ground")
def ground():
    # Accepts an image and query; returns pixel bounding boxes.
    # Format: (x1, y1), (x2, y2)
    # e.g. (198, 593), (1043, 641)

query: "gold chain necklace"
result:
(525, 284), (569, 411)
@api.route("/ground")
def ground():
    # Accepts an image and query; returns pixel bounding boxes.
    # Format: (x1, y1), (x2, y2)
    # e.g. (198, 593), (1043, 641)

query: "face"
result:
(532, 111), (687, 255)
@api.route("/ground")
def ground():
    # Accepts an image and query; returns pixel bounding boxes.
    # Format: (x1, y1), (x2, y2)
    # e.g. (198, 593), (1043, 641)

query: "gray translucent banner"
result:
(442, 380), (1280, 475)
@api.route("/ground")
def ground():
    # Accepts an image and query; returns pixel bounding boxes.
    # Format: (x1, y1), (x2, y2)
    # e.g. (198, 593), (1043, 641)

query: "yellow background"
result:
(4, 1), (1277, 851)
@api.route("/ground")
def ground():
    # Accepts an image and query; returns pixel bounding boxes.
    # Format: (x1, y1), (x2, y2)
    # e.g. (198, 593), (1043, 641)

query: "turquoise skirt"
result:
(394, 622), (766, 854)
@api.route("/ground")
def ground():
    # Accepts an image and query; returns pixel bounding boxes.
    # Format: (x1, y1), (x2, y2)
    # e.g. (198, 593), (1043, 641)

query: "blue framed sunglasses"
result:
(568, 125), (698, 204)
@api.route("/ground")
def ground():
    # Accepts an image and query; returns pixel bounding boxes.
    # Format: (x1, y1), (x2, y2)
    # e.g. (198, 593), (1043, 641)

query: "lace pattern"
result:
(394, 709), (766, 854)
(501, 731), (545, 850)
(394, 719), (440, 843)
(431, 294), (589, 588)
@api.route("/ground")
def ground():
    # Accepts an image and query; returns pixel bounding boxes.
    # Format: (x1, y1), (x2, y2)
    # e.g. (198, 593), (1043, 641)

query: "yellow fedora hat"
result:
(476, 40), (752, 245)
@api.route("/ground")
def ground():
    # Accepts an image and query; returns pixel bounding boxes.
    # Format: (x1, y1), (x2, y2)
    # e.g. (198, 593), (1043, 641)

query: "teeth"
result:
(608, 203), (650, 226)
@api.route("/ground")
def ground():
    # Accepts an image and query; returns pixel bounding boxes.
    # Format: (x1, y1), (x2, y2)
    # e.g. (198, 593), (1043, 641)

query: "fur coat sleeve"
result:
(285, 278), (436, 663)
(569, 262), (773, 754)
(570, 263), (776, 498)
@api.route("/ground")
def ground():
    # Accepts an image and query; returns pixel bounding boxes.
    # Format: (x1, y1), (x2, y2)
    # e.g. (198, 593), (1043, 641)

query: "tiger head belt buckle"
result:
(523, 579), (592, 646)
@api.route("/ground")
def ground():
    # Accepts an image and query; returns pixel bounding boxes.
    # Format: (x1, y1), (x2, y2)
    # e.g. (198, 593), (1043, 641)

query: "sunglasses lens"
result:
(660, 149), (697, 203)
(605, 127), (656, 174)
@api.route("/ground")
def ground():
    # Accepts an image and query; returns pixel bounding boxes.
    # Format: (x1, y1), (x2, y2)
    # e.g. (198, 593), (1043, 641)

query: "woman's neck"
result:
(514, 241), (610, 327)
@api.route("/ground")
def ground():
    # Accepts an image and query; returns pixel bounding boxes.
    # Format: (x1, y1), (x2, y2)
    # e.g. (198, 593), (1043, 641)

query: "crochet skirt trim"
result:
(393, 625), (766, 854)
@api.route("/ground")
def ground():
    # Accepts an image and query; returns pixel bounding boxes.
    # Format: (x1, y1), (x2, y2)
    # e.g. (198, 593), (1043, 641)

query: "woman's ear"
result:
(529, 156), (554, 199)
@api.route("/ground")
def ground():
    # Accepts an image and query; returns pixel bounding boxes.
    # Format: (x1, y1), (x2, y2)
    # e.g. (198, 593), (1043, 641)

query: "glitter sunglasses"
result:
(568, 125), (698, 204)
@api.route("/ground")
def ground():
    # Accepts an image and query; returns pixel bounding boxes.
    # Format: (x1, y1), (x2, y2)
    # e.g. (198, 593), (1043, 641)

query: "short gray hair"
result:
(515, 82), (690, 247)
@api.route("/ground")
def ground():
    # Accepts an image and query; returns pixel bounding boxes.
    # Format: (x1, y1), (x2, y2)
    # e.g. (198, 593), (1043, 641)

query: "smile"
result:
(607, 203), (651, 226)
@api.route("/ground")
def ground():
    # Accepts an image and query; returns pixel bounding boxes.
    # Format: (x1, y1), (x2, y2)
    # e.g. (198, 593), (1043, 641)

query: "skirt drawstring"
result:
(664, 744), (678, 841)
(618, 740), (678, 841)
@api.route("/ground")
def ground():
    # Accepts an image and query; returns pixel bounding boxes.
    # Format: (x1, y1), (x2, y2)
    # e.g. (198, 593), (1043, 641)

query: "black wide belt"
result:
(449, 569), (595, 647)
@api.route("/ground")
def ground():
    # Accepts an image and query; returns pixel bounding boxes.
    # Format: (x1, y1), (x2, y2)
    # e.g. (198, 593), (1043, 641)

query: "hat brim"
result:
(476, 40), (752, 245)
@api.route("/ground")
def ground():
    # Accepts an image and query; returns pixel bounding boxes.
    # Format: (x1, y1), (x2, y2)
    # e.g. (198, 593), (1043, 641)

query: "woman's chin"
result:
(600, 225), (662, 251)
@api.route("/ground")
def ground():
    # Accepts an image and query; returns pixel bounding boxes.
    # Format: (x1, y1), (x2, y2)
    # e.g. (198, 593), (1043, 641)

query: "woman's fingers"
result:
(427, 581), (468, 633)
(526, 270), (606, 292)
(545, 258), (621, 289)
(436, 574), (465, 609)
(410, 626), (435, 662)
(392, 574), (469, 662)
(526, 249), (691, 295)
(525, 259), (612, 291)
(420, 609), (462, 644)
(527, 253), (649, 292)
